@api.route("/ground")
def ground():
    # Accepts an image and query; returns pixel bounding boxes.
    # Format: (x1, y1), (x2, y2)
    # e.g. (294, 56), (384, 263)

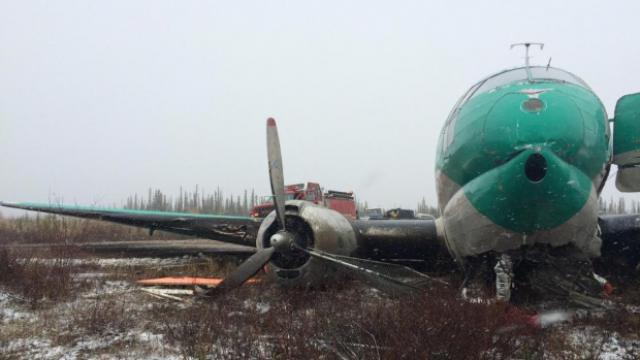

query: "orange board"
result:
(137, 276), (261, 287)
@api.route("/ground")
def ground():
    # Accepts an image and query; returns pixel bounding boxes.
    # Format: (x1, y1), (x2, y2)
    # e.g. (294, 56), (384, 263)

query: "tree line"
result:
(122, 187), (443, 217)
(0, 187), (630, 218)
(121, 187), (639, 217)
(124, 186), (260, 215)
(125, 186), (373, 216)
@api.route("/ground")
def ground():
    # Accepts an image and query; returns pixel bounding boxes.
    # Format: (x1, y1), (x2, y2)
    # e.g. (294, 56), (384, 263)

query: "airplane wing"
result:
(78, 239), (256, 256)
(0, 201), (261, 247)
(3, 239), (256, 257)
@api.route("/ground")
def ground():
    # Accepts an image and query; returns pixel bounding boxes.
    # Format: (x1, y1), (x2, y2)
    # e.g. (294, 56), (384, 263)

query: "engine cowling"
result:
(256, 200), (358, 286)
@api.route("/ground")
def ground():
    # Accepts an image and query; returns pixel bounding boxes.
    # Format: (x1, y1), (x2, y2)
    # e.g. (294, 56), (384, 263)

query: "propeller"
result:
(206, 117), (444, 297)
(205, 118), (295, 295)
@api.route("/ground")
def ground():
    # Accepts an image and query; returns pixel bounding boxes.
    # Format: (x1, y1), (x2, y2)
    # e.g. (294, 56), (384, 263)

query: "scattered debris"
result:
(139, 288), (193, 302)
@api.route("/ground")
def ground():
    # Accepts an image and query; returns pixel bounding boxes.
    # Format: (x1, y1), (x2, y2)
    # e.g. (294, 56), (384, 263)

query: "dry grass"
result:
(69, 296), (134, 336)
(152, 284), (534, 359)
(0, 215), (184, 245)
(0, 248), (75, 308)
(0, 252), (638, 359)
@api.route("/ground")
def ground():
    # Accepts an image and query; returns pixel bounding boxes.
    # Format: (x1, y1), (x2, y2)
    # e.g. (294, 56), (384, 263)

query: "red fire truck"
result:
(249, 182), (357, 219)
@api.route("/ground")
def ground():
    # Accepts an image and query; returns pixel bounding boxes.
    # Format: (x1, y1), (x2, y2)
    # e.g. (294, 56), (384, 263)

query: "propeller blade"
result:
(204, 118), (286, 297)
(209, 246), (276, 293)
(266, 118), (287, 231)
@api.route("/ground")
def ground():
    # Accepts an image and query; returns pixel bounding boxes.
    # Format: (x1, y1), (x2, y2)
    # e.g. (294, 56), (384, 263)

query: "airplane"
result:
(3, 43), (640, 305)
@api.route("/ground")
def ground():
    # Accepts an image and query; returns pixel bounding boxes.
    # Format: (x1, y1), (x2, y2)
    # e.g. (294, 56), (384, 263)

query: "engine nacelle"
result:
(256, 200), (358, 287)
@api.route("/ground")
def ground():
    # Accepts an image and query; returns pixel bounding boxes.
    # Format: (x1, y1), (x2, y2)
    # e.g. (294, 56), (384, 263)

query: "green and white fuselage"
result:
(436, 66), (611, 261)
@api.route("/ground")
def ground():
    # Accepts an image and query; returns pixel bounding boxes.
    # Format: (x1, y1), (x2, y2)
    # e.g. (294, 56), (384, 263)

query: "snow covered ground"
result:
(0, 256), (195, 359)
(1, 255), (638, 359)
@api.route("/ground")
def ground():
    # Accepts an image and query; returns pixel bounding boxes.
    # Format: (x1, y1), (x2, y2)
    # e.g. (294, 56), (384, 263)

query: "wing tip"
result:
(0, 201), (20, 209)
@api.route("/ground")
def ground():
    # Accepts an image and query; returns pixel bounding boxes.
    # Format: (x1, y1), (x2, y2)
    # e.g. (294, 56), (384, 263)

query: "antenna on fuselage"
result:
(510, 42), (544, 82)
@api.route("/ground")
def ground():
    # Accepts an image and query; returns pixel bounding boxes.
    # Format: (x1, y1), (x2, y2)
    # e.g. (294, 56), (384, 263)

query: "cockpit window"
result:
(469, 66), (589, 101)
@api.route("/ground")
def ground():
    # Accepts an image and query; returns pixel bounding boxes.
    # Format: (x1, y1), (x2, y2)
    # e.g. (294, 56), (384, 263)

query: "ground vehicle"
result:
(361, 208), (417, 220)
(361, 208), (384, 220)
(249, 182), (357, 219)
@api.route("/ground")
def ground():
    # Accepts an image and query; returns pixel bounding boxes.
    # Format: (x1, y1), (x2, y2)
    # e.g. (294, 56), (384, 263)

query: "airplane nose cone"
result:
(462, 149), (593, 233)
(442, 147), (599, 258)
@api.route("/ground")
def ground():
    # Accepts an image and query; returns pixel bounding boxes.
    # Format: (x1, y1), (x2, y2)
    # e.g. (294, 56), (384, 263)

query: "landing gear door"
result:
(613, 92), (640, 192)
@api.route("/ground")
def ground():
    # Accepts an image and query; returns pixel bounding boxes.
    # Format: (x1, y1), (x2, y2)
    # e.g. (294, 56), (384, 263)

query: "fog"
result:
(1, 1), (639, 214)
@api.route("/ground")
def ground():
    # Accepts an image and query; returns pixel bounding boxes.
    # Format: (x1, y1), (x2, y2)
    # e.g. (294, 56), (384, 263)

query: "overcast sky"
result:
(1, 1), (639, 215)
